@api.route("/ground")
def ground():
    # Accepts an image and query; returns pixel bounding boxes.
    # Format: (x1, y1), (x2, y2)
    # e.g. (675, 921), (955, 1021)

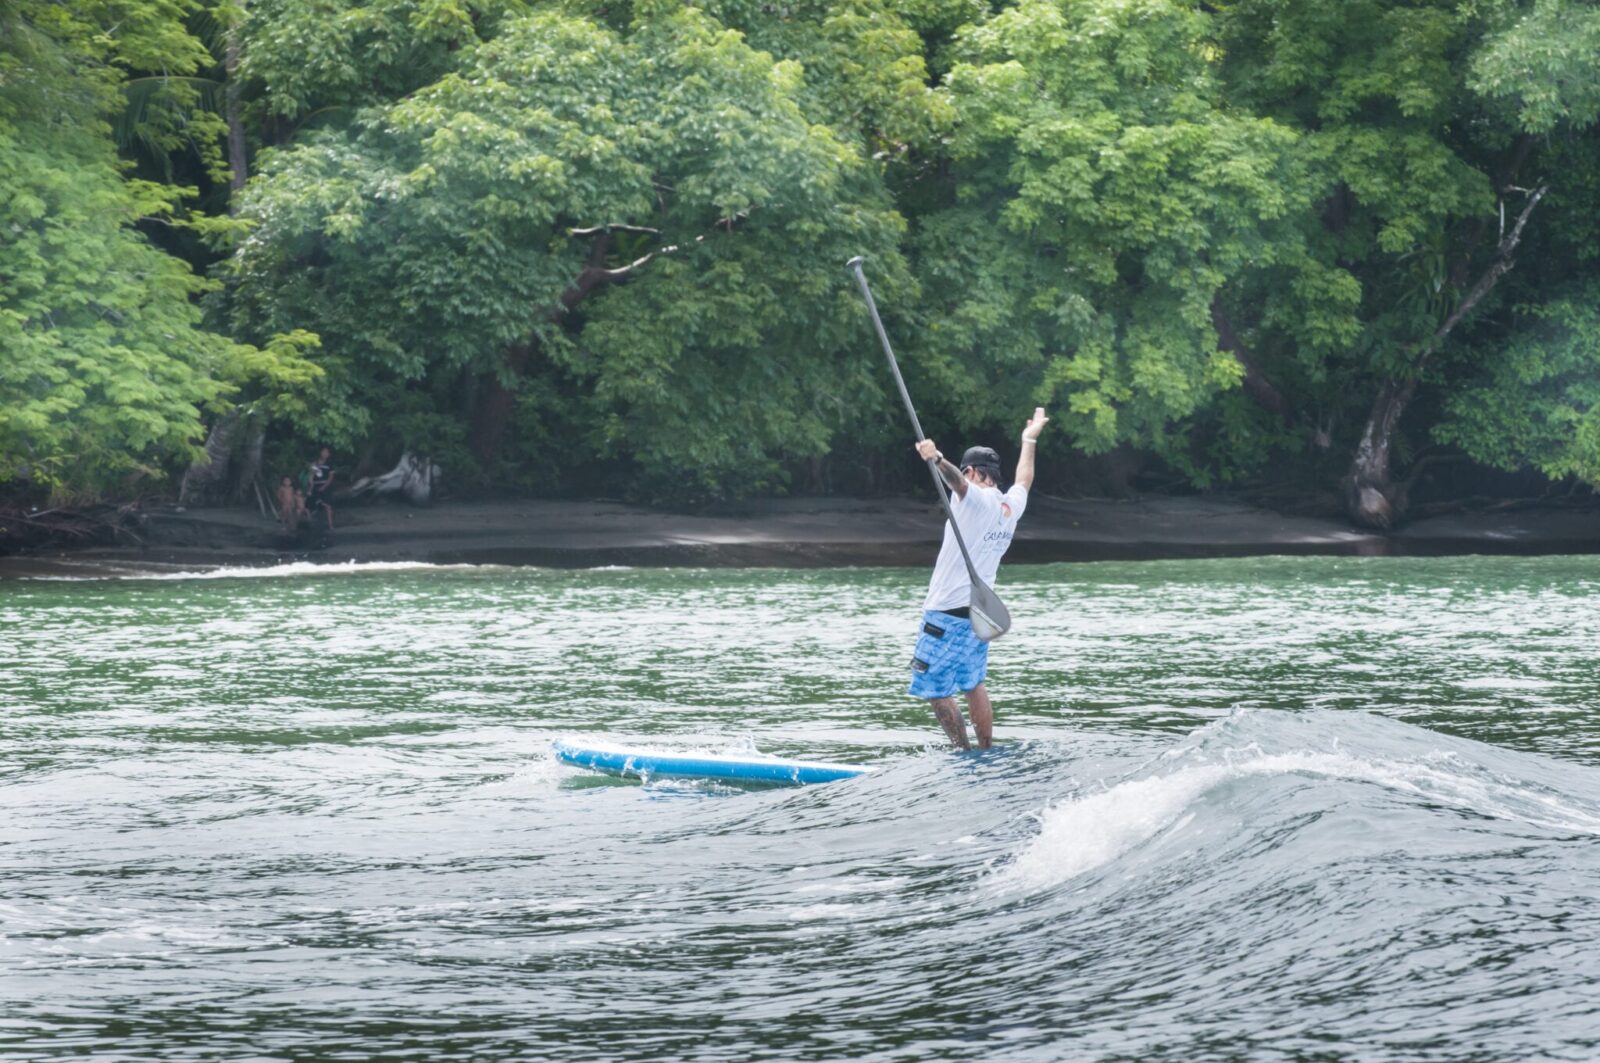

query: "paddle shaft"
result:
(846, 257), (986, 589)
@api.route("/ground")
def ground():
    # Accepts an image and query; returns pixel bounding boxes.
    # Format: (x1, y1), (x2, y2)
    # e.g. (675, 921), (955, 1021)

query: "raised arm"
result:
(1014, 407), (1048, 490)
(915, 438), (968, 498)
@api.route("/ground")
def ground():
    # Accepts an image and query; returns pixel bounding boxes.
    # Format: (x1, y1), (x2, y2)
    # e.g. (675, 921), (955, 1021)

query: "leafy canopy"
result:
(0, 0), (323, 494)
(914, 0), (1311, 457)
(227, 6), (908, 493)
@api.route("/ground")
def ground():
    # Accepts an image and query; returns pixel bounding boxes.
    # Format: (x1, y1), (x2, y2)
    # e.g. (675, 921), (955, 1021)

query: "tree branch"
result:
(583, 249), (664, 285)
(560, 231), (615, 310)
(1420, 184), (1545, 361)
(559, 212), (751, 309)
(566, 224), (662, 238)
(1211, 297), (1290, 418)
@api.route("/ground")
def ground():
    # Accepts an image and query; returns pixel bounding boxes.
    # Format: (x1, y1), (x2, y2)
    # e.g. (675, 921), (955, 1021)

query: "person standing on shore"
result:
(908, 407), (1048, 750)
(307, 447), (335, 532)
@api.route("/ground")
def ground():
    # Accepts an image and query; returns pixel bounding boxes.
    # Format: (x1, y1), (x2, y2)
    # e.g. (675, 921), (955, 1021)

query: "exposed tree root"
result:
(0, 502), (146, 554)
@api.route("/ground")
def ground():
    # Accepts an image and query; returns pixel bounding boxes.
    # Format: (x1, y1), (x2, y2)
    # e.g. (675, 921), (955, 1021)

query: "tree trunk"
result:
(465, 233), (627, 467)
(1343, 377), (1416, 529)
(805, 455), (827, 494)
(466, 218), (742, 470)
(468, 344), (534, 466)
(1211, 298), (1289, 418)
(1341, 186), (1546, 529)
(224, 8), (247, 195)
(233, 424), (265, 502)
(179, 409), (241, 506)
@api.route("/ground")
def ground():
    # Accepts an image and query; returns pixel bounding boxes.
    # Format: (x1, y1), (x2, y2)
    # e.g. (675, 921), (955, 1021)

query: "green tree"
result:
(910, 0), (1314, 469)
(1, 0), (227, 494)
(1431, 2), (1600, 495)
(1207, 0), (1585, 526)
(241, 0), (527, 123)
(15, 0), (1600, 514)
(0, 0), (322, 498)
(226, 6), (908, 494)
(1436, 286), (1600, 488)
(1470, 0), (1600, 135)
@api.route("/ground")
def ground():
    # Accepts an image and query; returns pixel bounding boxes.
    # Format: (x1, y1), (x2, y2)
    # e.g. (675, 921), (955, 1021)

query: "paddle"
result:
(846, 256), (1012, 642)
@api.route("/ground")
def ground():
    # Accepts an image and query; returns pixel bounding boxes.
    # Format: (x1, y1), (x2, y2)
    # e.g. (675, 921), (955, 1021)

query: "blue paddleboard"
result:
(552, 739), (869, 786)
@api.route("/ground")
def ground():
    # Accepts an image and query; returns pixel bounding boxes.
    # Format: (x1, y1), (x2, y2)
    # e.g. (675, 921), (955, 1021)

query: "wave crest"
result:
(1004, 711), (1600, 890)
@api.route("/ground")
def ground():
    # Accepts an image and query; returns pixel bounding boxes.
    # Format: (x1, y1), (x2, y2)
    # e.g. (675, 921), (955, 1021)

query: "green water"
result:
(4, 556), (1599, 1060)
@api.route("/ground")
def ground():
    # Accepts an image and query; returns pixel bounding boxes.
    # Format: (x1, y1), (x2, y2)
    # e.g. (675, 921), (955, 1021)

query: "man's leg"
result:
(964, 684), (993, 749)
(927, 696), (971, 750)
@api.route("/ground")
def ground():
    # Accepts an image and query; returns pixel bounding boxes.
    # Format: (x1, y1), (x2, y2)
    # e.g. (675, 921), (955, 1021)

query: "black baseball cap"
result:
(959, 446), (1002, 481)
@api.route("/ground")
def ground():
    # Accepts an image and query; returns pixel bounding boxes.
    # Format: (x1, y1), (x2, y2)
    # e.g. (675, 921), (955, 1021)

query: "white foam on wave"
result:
(552, 735), (763, 760)
(550, 734), (862, 772)
(21, 560), (648, 582)
(479, 754), (569, 795)
(1003, 748), (1600, 891)
(89, 560), (518, 581)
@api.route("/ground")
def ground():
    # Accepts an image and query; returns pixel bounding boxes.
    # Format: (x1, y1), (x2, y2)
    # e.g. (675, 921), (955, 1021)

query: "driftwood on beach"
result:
(346, 453), (440, 506)
(0, 503), (145, 554)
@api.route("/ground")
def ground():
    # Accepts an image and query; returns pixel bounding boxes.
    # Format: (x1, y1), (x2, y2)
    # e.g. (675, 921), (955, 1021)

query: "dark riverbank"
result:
(3, 494), (1599, 577)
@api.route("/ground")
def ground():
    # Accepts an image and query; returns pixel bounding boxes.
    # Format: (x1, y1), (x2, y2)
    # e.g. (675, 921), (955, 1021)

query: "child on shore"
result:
(275, 476), (298, 533)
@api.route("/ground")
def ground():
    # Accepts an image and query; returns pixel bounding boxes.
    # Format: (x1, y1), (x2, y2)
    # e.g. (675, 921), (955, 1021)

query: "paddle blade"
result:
(969, 581), (1011, 642)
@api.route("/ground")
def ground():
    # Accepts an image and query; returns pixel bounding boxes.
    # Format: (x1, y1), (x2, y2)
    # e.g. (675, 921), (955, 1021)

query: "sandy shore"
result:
(3, 494), (1598, 577)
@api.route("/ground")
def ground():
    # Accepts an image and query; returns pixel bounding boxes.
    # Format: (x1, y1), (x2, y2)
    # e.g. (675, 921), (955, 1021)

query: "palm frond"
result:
(114, 75), (226, 177)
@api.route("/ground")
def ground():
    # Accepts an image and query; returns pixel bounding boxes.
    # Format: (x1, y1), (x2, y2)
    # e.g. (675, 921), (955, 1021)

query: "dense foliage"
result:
(4, 0), (1599, 521)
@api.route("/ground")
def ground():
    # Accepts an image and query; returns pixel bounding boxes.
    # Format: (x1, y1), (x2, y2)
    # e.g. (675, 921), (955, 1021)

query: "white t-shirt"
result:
(922, 482), (1029, 612)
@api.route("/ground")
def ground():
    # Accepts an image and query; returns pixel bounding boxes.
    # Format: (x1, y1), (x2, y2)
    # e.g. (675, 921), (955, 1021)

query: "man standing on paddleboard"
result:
(909, 407), (1048, 750)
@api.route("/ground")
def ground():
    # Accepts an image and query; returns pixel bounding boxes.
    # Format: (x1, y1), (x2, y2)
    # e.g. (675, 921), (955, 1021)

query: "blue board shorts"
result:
(908, 610), (989, 699)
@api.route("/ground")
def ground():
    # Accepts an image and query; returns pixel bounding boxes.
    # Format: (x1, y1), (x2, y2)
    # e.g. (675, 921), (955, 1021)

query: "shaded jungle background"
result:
(5, 0), (1600, 530)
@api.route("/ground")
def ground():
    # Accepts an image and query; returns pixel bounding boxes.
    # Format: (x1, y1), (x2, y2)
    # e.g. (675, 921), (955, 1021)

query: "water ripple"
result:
(4, 557), (1600, 1060)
